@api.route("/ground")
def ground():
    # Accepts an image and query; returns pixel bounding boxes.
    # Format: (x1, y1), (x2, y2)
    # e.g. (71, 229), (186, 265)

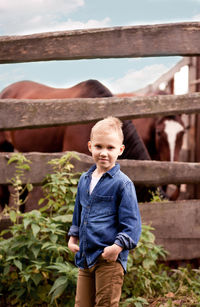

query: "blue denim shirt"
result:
(68, 163), (141, 272)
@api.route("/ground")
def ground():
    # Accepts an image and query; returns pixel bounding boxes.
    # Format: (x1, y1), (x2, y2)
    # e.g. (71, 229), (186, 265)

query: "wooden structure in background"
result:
(1, 22), (200, 260)
(136, 55), (200, 200)
(1, 22), (200, 64)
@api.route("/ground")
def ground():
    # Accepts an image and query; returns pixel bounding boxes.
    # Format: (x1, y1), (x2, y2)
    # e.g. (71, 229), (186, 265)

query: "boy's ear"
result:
(88, 141), (92, 153)
(119, 144), (125, 156)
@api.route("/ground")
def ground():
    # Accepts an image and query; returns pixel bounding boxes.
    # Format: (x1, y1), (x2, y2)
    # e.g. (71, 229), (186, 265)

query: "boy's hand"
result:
(102, 244), (123, 262)
(68, 236), (80, 254)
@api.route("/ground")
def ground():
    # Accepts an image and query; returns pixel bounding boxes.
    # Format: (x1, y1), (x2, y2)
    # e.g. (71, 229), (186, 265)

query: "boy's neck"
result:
(93, 163), (115, 178)
(93, 168), (106, 178)
(92, 168), (106, 178)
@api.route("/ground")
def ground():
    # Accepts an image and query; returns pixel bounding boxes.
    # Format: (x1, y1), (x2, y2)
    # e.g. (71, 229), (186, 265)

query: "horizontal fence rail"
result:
(1, 22), (200, 64)
(1, 93), (200, 130)
(1, 152), (200, 186)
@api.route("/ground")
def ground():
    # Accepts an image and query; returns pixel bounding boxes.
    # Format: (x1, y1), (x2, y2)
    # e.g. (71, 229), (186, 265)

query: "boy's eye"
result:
(108, 146), (114, 150)
(95, 145), (101, 149)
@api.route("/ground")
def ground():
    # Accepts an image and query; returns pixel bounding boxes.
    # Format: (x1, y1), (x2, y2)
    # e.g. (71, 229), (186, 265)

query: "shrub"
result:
(0, 210), (77, 306)
(120, 225), (200, 307)
(121, 224), (169, 307)
(0, 152), (80, 306)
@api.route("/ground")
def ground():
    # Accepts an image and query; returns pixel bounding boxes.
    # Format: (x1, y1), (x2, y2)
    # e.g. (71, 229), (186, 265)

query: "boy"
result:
(68, 117), (141, 307)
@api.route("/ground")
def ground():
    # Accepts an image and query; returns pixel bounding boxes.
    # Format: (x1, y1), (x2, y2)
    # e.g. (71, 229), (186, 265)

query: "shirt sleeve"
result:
(68, 178), (82, 237)
(114, 180), (141, 250)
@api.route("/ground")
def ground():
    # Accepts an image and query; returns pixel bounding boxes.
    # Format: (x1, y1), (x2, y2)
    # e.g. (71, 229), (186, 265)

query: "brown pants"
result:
(75, 256), (124, 307)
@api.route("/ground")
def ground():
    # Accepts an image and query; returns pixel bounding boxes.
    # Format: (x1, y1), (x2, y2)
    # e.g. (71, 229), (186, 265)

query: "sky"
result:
(0, 0), (200, 94)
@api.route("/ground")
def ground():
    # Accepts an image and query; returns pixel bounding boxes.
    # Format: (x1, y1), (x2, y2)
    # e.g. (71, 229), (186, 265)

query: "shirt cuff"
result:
(68, 225), (79, 237)
(114, 232), (136, 250)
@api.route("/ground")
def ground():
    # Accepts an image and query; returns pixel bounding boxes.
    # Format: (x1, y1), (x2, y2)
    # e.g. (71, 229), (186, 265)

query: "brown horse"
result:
(0, 79), (113, 154)
(0, 79), (152, 210)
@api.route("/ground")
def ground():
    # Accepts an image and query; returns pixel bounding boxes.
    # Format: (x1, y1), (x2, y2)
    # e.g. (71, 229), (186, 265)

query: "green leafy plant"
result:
(0, 210), (78, 306)
(150, 188), (167, 203)
(121, 224), (170, 306)
(39, 152), (80, 220)
(2, 153), (33, 223)
(171, 267), (200, 299)
(120, 225), (200, 307)
(0, 152), (80, 306)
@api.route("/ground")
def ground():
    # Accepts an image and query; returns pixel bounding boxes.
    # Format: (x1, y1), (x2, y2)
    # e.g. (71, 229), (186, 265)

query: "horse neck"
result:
(120, 120), (151, 160)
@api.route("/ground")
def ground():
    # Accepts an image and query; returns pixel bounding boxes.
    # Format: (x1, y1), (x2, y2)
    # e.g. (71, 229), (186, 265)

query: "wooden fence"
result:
(1, 22), (200, 260)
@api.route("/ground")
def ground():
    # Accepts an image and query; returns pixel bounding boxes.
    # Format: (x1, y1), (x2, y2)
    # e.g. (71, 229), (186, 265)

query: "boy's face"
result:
(88, 130), (125, 173)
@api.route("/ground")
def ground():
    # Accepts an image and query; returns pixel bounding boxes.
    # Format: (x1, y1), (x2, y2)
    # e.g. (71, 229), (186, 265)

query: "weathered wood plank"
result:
(1, 22), (200, 64)
(1, 93), (200, 130)
(1, 152), (200, 186)
(140, 200), (200, 239)
(140, 200), (200, 260)
(155, 238), (200, 260)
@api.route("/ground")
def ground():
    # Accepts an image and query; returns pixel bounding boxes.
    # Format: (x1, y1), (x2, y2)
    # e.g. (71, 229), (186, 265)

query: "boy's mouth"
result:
(99, 158), (108, 162)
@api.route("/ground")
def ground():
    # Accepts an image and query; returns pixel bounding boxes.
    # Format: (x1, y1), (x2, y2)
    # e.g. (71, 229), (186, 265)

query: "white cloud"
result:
(58, 18), (111, 31)
(0, 0), (84, 14)
(0, 0), (111, 35)
(0, 0), (87, 35)
(192, 14), (200, 20)
(21, 17), (111, 35)
(106, 64), (171, 94)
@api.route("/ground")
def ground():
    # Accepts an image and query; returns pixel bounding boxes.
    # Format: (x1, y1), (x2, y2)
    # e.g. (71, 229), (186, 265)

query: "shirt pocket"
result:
(91, 194), (115, 216)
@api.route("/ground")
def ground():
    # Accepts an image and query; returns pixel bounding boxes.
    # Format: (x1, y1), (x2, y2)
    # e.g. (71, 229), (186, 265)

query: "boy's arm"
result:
(114, 180), (141, 251)
(102, 181), (141, 262)
(68, 180), (82, 250)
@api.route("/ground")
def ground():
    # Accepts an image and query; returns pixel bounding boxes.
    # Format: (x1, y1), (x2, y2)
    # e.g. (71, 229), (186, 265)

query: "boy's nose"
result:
(100, 148), (107, 156)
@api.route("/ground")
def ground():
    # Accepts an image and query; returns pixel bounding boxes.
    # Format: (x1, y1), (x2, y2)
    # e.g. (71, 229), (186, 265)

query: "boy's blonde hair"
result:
(90, 116), (124, 143)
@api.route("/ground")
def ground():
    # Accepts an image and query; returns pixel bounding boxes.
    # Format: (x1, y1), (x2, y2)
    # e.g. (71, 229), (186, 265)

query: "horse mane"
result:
(77, 79), (113, 98)
(120, 120), (151, 160)
(156, 115), (182, 124)
(119, 120), (157, 202)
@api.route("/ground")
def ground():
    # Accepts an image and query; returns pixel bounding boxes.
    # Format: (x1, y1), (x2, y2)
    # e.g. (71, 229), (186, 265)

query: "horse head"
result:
(155, 115), (185, 162)
(155, 115), (185, 201)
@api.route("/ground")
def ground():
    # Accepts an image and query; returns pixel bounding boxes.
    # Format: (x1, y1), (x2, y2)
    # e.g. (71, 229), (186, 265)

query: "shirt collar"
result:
(85, 163), (120, 178)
